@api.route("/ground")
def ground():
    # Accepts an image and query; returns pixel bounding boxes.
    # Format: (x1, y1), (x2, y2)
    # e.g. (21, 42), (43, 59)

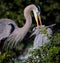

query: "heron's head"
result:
(29, 25), (45, 37)
(33, 4), (42, 26)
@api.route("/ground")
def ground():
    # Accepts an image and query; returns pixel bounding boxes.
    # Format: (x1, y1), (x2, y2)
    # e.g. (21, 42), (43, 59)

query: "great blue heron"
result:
(30, 24), (56, 49)
(0, 4), (41, 49)
(32, 25), (52, 49)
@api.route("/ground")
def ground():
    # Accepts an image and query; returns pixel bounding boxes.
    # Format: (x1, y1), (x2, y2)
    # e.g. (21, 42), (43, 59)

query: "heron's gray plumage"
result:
(0, 24), (11, 40)
(0, 19), (18, 40)
(0, 19), (18, 34)
(31, 25), (52, 49)
(0, 19), (18, 27)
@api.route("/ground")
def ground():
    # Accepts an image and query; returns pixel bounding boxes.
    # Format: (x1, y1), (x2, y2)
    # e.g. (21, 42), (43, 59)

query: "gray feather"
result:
(0, 19), (18, 40)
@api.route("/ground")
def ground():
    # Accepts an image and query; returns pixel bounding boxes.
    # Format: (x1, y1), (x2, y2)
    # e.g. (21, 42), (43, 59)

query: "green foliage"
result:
(39, 28), (47, 34)
(0, 51), (15, 63)
(0, 43), (24, 63)
(52, 30), (60, 46)
(22, 31), (60, 63)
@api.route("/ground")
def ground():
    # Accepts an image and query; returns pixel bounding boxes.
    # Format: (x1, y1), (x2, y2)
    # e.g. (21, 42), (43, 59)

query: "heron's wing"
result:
(0, 23), (6, 34)
(0, 24), (11, 40)
(0, 19), (18, 40)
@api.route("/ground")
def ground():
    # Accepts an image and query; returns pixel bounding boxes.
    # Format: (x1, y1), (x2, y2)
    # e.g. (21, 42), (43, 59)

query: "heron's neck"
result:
(22, 5), (34, 35)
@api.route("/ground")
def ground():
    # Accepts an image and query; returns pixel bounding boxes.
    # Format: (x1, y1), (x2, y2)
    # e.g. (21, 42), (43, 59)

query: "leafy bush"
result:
(0, 51), (15, 63)
(22, 31), (60, 63)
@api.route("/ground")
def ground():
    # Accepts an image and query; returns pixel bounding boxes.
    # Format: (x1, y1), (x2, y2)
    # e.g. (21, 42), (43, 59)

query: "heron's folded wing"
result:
(0, 24), (11, 40)
(0, 24), (6, 34)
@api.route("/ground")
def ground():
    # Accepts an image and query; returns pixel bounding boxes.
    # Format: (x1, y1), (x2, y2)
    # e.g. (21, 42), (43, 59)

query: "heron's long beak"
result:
(36, 15), (42, 26)
(29, 14), (42, 38)
(36, 15), (39, 26)
(38, 15), (42, 26)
